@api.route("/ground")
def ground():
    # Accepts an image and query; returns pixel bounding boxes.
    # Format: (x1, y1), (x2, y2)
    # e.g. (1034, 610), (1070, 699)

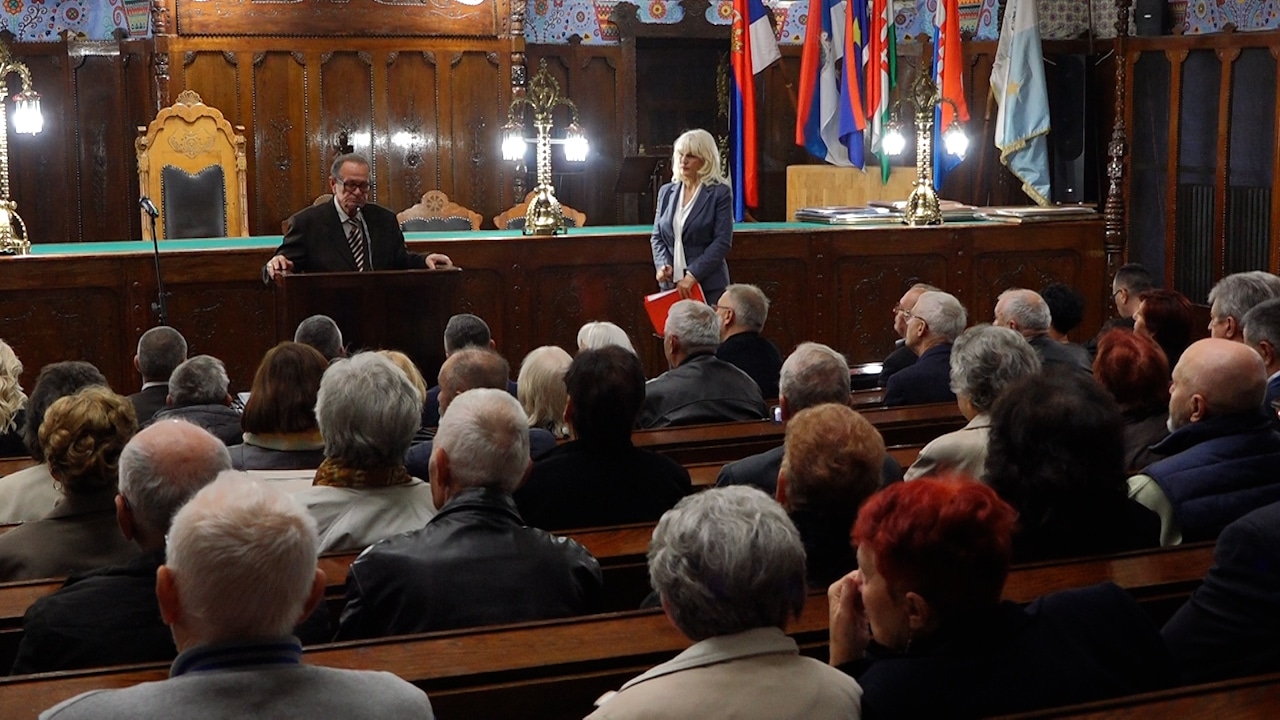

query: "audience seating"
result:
(1001, 670), (1280, 719)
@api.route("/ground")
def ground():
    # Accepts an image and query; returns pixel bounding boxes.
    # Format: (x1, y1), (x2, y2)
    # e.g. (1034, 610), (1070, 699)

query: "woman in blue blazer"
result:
(650, 129), (734, 305)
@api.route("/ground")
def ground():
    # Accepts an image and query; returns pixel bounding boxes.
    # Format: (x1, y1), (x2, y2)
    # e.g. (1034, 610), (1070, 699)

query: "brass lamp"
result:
(882, 72), (967, 226)
(0, 40), (40, 255)
(501, 59), (588, 235)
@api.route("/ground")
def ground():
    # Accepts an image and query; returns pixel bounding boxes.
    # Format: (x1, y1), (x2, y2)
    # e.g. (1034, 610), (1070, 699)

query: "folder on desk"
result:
(644, 283), (706, 336)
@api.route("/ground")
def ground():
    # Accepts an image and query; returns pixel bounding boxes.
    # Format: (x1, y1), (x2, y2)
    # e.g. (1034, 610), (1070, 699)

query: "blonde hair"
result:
(378, 350), (428, 405)
(40, 386), (137, 494)
(0, 340), (25, 433)
(670, 129), (728, 186)
(517, 346), (572, 438)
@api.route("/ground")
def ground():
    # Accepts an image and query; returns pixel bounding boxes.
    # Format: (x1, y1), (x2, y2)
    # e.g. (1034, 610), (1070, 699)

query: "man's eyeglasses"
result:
(340, 180), (370, 192)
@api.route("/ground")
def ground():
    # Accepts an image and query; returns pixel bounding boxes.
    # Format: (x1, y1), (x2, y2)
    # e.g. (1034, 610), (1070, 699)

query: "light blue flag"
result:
(990, 0), (1052, 205)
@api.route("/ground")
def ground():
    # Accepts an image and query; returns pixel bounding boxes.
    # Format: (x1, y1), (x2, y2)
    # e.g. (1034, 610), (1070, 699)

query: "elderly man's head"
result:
(136, 326), (188, 383)
(893, 283), (942, 339)
(1209, 271), (1280, 341)
(778, 404), (884, 533)
(443, 313), (494, 355)
(905, 291), (967, 353)
(948, 325), (1041, 417)
(1168, 338), (1267, 432)
(1243, 297), (1280, 376)
(716, 284), (770, 339)
(437, 347), (511, 416)
(117, 420), (232, 551)
(294, 315), (345, 361)
(663, 300), (721, 367)
(316, 353), (420, 468)
(429, 389), (530, 508)
(168, 355), (231, 408)
(157, 473), (324, 650)
(777, 342), (850, 421)
(994, 289), (1051, 338)
(649, 487), (806, 641)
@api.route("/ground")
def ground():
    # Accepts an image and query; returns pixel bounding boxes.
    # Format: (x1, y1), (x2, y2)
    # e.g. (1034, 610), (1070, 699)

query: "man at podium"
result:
(263, 153), (452, 281)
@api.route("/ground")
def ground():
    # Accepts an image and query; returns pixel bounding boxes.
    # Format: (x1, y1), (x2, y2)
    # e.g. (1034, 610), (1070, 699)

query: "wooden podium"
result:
(274, 268), (462, 384)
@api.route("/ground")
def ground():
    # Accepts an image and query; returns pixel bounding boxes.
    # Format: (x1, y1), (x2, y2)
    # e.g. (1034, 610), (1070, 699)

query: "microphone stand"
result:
(141, 197), (169, 326)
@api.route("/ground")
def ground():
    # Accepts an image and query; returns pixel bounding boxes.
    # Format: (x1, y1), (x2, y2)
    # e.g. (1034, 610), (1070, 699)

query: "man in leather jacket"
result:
(335, 389), (603, 639)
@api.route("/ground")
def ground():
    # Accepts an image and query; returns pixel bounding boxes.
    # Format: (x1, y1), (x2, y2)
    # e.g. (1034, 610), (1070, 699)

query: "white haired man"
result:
(40, 473), (435, 719)
(884, 291), (968, 407)
(148, 355), (243, 446)
(336, 388), (602, 639)
(638, 299), (768, 428)
(587, 487), (862, 718)
(714, 283), (783, 398)
(994, 288), (1091, 375)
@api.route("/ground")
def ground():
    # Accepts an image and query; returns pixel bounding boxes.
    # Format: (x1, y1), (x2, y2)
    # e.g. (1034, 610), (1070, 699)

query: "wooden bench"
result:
(1002, 670), (1280, 719)
(0, 542), (1219, 718)
(0, 457), (35, 478)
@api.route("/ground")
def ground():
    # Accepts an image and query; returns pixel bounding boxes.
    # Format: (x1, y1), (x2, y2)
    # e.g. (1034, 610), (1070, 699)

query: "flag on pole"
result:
(796, 0), (852, 166)
(837, 0), (869, 169)
(730, 0), (781, 220)
(932, 0), (969, 191)
(991, 0), (1052, 205)
(865, 0), (897, 184)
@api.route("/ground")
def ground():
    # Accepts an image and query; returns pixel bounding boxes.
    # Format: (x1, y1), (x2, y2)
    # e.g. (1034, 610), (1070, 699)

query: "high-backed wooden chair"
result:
(397, 190), (482, 232)
(136, 90), (249, 239)
(493, 190), (587, 231)
(280, 194), (334, 234)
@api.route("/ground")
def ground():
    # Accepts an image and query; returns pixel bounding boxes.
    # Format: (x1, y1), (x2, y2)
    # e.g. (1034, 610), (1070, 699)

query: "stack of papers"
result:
(976, 205), (1097, 223)
(794, 206), (900, 225)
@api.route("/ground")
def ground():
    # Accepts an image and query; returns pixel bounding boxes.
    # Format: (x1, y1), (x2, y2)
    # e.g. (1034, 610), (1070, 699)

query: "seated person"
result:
(149, 355), (242, 446)
(420, 313), (517, 427)
(884, 291), (967, 407)
(777, 404), (884, 587)
(995, 288), (1092, 375)
(293, 353), (436, 553)
(294, 314), (346, 362)
(1241, 297), (1280, 419)
(986, 371), (1160, 562)
(905, 325), (1040, 482)
(0, 387), (139, 582)
(0, 361), (107, 523)
(515, 346), (691, 531)
(0, 340), (24, 457)
(336, 389), (603, 639)
(587, 487), (862, 719)
(827, 478), (1173, 717)
(128, 326), (187, 424)
(517, 346), (572, 439)
(577, 320), (636, 354)
(230, 342), (328, 471)
(638, 300), (767, 428)
(377, 350), (433, 445)
(1163, 498), (1280, 684)
(13, 421), (232, 674)
(714, 283), (783, 398)
(879, 284), (938, 387)
(40, 473), (435, 719)
(1135, 288), (1195, 369)
(1128, 338), (1280, 545)
(1093, 328), (1170, 471)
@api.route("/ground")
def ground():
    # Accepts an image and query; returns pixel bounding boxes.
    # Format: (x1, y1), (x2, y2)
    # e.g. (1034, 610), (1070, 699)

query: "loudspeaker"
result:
(1048, 55), (1096, 205)
(1135, 0), (1167, 36)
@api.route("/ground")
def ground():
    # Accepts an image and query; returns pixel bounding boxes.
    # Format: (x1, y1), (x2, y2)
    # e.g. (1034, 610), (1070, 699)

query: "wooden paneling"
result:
(172, 0), (510, 39)
(252, 52), (309, 231)
(445, 51), (506, 215)
(382, 52), (441, 213)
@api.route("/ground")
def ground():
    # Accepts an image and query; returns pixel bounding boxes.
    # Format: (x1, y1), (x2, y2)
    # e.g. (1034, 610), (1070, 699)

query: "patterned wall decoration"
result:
(1184, 0), (1280, 34)
(2, 0), (137, 42)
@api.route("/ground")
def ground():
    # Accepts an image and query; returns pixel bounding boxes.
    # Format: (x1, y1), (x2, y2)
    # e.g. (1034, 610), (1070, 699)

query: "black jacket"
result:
(335, 487), (603, 640)
(638, 353), (767, 429)
(269, 201), (426, 278)
(149, 403), (243, 447)
(127, 385), (169, 426)
(883, 343), (955, 407)
(715, 331), (782, 399)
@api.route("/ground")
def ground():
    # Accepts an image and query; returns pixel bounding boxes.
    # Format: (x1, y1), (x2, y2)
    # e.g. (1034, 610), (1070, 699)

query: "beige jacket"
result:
(586, 627), (862, 719)
(905, 413), (992, 482)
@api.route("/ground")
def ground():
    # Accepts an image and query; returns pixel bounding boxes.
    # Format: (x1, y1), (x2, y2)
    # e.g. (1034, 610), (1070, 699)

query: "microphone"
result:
(139, 197), (160, 218)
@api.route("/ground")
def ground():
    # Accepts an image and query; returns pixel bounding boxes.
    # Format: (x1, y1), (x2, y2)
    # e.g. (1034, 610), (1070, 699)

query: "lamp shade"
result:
(563, 124), (588, 162)
(12, 92), (41, 135)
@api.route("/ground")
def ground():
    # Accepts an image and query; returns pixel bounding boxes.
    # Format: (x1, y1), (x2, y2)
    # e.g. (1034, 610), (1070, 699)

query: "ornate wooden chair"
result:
(136, 90), (249, 239)
(493, 190), (587, 231)
(397, 190), (482, 232)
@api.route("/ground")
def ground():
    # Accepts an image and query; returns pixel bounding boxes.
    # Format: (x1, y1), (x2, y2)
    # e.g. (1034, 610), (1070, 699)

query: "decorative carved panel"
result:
(318, 52), (376, 193)
(253, 52), (310, 231)
(833, 254), (951, 363)
(445, 52), (505, 217)
(174, 0), (510, 39)
(384, 53), (440, 216)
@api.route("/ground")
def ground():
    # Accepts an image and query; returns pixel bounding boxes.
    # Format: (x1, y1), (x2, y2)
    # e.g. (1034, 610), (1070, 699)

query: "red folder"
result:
(644, 283), (707, 336)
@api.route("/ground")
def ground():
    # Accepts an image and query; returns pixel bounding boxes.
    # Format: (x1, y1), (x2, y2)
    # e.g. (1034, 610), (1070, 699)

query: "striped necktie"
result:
(347, 216), (367, 271)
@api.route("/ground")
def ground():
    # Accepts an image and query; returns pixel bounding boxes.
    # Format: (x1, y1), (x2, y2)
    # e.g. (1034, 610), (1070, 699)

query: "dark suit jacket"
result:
(1029, 334), (1093, 375)
(1163, 499), (1280, 684)
(878, 342), (916, 388)
(649, 181), (733, 302)
(715, 331), (782, 399)
(883, 343), (955, 407)
(269, 201), (426, 277)
(127, 385), (169, 425)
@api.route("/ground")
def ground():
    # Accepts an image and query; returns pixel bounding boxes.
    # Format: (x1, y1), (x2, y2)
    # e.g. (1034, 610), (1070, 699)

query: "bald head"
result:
(994, 289), (1052, 337)
(438, 347), (511, 417)
(118, 420), (233, 548)
(1169, 339), (1267, 430)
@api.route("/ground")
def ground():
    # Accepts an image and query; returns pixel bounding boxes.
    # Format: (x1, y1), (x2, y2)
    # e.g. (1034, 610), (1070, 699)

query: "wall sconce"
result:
(0, 41), (41, 255)
(883, 71), (967, 226)
(501, 59), (588, 235)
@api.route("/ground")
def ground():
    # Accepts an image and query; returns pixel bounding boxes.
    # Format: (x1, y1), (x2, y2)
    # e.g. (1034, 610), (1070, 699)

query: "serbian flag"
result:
(796, 0), (852, 166)
(837, 0), (869, 169)
(932, 0), (969, 191)
(991, 0), (1052, 205)
(865, 0), (897, 184)
(730, 0), (781, 220)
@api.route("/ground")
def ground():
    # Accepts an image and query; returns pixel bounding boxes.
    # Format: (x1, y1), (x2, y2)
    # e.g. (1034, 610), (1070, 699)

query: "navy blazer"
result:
(649, 181), (733, 302)
(270, 201), (426, 276)
(883, 343), (956, 407)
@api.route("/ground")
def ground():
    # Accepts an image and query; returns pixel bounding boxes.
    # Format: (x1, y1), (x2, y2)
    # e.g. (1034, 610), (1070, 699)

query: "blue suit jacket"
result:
(883, 343), (956, 407)
(649, 181), (733, 302)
